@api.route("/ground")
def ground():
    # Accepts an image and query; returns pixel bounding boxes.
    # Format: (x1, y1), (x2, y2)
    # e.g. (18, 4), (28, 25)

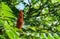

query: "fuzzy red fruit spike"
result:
(17, 10), (24, 29)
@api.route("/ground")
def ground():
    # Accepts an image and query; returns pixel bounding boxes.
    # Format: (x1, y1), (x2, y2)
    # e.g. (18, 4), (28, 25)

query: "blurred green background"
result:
(0, 0), (60, 39)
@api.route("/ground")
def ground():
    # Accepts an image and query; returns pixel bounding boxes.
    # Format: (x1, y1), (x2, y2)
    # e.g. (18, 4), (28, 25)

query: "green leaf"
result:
(4, 21), (20, 39)
(56, 25), (60, 31)
(48, 33), (55, 39)
(2, 2), (15, 18)
(40, 33), (48, 39)
(51, 0), (60, 3)
(0, 2), (20, 39)
(33, 1), (40, 9)
(57, 0), (60, 2)
(53, 33), (60, 39)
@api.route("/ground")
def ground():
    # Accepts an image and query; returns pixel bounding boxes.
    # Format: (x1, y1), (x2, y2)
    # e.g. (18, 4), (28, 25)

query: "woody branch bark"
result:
(17, 10), (24, 29)
(16, 3), (25, 29)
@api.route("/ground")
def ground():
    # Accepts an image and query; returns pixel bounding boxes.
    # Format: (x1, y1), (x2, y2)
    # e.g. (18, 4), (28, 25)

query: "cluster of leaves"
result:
(0, 0), (60, 39)
(0, 2), (20, 39)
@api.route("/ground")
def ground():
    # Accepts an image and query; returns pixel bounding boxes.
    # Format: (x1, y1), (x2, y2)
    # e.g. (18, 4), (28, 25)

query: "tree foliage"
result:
(0, 0), (60, 39)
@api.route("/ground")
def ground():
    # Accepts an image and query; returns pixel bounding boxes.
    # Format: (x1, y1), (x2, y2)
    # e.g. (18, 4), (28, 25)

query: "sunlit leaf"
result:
(4, 21), (20, 39)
